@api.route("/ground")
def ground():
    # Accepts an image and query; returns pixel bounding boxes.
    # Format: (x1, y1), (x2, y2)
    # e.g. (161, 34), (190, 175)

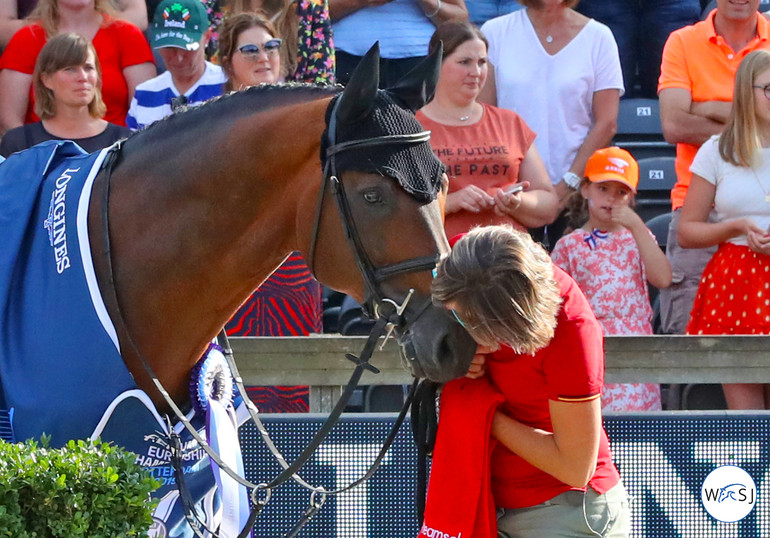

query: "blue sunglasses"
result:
(237, 38), (282, 59)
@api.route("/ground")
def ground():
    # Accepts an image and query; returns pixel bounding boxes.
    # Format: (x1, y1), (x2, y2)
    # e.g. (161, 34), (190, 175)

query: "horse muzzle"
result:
(397, 305), (476, 383)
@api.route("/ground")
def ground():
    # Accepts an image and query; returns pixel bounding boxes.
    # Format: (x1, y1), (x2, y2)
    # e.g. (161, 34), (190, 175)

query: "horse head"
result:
(310, 43), (476, 382)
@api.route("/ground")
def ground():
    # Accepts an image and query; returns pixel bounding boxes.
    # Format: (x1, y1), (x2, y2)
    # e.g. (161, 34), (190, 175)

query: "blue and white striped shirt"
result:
(126, 61), (226, 131)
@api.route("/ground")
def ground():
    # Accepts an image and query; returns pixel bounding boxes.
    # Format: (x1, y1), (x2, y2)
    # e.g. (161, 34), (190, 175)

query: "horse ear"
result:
(336, 42), (380, 124)
(387, 42), (442, 112)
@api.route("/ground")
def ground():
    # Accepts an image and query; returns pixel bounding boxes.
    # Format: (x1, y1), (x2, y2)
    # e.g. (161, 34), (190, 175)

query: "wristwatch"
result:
(562, 171), (581, 189)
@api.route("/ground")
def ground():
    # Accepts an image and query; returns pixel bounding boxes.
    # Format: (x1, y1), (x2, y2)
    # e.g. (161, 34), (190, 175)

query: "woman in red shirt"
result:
(0, 0), (155, 133)
(430, 226), (630, 537)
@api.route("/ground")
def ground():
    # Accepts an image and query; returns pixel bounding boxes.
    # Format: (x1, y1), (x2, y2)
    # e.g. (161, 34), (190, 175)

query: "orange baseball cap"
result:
(583, 147), (639, 192)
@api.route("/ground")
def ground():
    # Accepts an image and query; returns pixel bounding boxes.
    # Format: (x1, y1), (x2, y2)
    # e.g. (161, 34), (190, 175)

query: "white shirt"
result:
(690, 135), (770, 247)
(482, 9), (623, 183)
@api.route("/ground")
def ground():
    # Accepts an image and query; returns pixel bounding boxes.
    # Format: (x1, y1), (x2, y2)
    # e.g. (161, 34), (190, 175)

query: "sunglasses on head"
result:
(237, 39), (282, 58)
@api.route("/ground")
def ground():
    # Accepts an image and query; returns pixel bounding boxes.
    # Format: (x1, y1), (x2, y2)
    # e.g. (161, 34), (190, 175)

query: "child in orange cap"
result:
(551, 147), (672, 411)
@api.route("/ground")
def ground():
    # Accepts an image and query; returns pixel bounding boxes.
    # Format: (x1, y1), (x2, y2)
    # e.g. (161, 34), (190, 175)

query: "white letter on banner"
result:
(316, 444), (392, 538)
(613, 442), (739, 537)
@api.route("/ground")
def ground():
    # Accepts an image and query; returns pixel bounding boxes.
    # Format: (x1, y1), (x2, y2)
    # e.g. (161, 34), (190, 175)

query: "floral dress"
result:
(551, 228), (662, 411)
(292, 0), (335, 84)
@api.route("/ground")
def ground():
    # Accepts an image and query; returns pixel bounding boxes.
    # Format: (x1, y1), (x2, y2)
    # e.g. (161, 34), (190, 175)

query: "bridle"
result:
(97, 93), (442, 537)
(308, 93), (440, 324)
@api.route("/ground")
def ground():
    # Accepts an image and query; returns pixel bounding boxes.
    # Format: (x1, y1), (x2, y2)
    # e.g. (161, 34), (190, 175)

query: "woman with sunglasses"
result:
(679, 49), (770, 410)
(219, 12), (282, 90)
(217, 10), (323, 413)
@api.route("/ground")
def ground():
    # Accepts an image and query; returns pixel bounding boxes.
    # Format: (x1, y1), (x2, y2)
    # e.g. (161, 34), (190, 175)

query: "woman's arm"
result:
(493, 143), (559, 228)
(122, 62), (156, 102)
(114, 0), (148, 30)
(679, 174), (764, 249)
(0, 0), (25, 49)
(491, 398), (602, 488)
(0, 68), (30, 134)
(418, 0), (468, 25)
(610, 205), (672, 288)
(556, 88), (619, 210)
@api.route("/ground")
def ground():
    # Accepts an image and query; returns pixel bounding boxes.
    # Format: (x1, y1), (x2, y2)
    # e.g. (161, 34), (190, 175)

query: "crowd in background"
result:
(0, 0), (768, 416)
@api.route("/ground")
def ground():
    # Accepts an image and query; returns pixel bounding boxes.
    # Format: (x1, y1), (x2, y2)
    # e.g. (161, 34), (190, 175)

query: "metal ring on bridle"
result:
(251, 483), (272, 507)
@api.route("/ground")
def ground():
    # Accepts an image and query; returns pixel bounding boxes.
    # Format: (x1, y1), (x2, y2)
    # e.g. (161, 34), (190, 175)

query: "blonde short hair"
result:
(432, 225), (563, 354)
(33, 33), (106, 120)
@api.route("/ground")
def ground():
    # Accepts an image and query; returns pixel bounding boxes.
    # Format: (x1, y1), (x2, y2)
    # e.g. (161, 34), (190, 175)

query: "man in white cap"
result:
(127, 0), (225, 130)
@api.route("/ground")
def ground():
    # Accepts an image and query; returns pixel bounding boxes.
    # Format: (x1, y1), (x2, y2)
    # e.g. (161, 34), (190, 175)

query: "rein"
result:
(97, 92), (439, 536)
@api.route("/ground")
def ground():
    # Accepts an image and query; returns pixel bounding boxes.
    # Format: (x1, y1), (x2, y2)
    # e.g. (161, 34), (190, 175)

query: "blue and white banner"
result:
(240, 412), (770, 537)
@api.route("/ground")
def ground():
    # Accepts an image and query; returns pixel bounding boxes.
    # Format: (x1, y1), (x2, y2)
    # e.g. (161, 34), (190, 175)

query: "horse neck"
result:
(106, 97), (329, 404)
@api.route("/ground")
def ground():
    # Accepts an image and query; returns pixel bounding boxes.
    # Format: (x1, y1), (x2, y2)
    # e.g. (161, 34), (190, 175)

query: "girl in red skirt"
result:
(680, 49), (770, 409)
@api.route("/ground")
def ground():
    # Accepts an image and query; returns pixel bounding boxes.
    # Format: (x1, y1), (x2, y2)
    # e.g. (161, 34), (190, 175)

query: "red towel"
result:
(418, 377), (505, 538)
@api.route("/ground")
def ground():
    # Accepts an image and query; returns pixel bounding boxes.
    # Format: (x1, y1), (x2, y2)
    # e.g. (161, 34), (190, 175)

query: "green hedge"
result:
(0, 437), (160, 537)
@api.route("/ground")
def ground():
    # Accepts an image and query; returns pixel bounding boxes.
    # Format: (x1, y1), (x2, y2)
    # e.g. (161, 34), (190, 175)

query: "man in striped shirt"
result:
(126, 0), (225, 130)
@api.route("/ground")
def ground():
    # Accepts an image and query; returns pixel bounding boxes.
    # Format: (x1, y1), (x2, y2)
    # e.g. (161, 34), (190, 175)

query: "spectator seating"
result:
(613, 98), (675, 161)
(636, 156), (677, 222)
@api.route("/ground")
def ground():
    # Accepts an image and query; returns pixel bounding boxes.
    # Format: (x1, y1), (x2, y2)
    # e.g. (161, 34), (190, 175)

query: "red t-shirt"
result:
(416, 104), (535, 238)
(488, 266), (620, 508)
(0, 17), (154, 126)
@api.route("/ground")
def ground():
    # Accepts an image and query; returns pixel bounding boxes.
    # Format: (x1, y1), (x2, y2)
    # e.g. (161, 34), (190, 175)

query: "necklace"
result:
(751, 167), (770, 202)
(459, 115), (470, 121)
(546, 35), (553, 43)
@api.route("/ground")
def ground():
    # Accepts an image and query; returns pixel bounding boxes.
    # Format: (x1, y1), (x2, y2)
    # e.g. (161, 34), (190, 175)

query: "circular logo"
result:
(701, 465), (757, 522)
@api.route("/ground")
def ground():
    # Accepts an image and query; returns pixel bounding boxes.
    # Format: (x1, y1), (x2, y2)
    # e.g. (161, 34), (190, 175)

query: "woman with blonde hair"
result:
(0, 0), (155, 133)
(680, 49), (770, 409)
(0, 33), (129, 157)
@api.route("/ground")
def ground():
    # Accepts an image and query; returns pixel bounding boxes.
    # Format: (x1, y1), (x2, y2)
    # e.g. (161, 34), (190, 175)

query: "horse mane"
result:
(123, 83), (342, 147)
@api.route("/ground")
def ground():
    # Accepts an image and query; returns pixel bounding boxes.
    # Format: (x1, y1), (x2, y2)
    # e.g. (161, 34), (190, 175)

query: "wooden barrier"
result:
(230, 335), (770, 411)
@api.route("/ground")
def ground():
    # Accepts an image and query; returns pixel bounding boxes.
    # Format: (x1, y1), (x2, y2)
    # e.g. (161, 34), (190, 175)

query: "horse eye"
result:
(362, 190), (382, 204)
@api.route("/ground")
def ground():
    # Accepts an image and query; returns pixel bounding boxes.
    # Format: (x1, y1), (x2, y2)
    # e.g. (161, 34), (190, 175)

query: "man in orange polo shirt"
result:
(657, 0), (770, 335)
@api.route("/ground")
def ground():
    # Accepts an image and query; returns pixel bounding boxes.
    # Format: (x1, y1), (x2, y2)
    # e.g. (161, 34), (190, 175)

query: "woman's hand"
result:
(445, 184), (494, 214)
(747, 225), (770, 255)
(492, 181), (530, 217)
(465, 344), (496, 379)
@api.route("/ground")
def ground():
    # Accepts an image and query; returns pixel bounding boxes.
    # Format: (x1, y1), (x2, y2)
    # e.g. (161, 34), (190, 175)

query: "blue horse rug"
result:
(0, 141), (250, 537)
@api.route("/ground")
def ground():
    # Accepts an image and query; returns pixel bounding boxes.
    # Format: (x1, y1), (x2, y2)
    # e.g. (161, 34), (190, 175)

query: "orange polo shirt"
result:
(658, 9), (770, 210)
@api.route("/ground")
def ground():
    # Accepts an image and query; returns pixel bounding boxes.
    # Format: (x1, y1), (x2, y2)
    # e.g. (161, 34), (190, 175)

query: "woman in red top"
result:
(432, 226), (630, 537)
(0, 0), (155, 133)
(416, 21), (558, 239)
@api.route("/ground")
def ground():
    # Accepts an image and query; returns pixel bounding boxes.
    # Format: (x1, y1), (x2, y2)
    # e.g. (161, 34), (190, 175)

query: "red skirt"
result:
(686, 243), (770, 335)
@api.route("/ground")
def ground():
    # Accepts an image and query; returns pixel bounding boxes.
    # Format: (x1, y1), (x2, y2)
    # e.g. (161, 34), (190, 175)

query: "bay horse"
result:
(0, 43), (475, 536)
